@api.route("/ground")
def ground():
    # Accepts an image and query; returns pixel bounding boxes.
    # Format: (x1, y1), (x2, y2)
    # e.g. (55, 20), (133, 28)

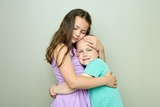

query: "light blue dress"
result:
(84, 59), (124, 107)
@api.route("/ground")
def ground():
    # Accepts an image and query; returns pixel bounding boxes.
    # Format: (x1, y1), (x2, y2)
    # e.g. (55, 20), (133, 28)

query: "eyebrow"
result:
(75, 25), (87, 32)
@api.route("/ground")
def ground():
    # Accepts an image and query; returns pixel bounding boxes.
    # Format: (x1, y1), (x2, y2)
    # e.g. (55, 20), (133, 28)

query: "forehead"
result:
(75, 16), (89, 31)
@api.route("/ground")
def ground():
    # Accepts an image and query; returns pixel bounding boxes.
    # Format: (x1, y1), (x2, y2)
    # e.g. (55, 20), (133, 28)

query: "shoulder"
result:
(84, 59), (105, 77)
(56, 43), (67, 52)
(88, 58), (105, 66)
(53, 43), (68, 59)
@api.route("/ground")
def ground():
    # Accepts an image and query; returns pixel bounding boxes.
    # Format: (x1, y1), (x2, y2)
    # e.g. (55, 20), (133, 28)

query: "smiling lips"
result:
(83, 58), (90, 61)
(73, 36), (78, 41)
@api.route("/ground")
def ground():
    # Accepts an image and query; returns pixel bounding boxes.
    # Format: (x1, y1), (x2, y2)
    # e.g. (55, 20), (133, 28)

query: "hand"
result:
(84, 36), (104, 52)
(49, 84), (57, 98)
(104, 71), (117, 88)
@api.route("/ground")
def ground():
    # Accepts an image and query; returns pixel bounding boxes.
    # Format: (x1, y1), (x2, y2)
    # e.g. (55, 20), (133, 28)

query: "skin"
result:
(77, 38), (99, 66)
(49, 16), (117, 97)
(52, 37), (115, 95)
(83, 36), (106, 62)
(71, 16), (88, 43)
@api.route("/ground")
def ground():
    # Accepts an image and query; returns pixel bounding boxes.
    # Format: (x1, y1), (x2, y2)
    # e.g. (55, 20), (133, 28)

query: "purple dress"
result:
(50, 48), (91, 107)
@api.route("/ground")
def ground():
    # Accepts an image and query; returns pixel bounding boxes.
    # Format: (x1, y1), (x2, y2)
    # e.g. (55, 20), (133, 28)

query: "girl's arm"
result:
(84, 36), (106, 62)
(54, 44), (115, 90)
(53, 82), (76, 94)
(49, 45), (117, 98)
(53, 73), (92, 94)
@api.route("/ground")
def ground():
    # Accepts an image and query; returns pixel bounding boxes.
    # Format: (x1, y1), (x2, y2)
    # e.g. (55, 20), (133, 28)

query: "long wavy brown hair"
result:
(45, 9), (92, 67)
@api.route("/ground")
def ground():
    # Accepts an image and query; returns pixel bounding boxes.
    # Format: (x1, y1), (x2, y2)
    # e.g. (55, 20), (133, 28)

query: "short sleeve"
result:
(84, 59), (104, 77)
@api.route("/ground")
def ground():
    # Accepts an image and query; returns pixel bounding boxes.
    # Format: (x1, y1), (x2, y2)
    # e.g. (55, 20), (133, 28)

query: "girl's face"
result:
(76, 39), (99, 66)
(71, 16), (89, 44)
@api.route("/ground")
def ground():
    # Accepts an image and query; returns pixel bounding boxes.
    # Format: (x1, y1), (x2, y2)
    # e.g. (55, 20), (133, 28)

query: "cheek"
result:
(90, 53), (95, 58)
(80, 34), (85, 39)
(76, 52), (79, 57)
(93, 53), (99, 59)
(78, 55), (83, 60)
(78, 57), (83, 63)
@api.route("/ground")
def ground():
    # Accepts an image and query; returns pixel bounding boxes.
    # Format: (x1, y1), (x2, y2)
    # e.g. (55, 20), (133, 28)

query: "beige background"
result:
(0, 0), (160, 107)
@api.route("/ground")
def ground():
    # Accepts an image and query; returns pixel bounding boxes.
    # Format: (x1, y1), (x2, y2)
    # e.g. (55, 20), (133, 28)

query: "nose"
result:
(83, 51), (87, 57)
(75, 30), (80, 37)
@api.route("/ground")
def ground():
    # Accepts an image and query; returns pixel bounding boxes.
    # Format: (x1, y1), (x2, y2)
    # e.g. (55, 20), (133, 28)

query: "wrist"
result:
(102, 76), (107, 86)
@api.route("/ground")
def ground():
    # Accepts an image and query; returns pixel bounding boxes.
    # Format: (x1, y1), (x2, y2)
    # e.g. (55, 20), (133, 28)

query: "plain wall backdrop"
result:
(0, 0), (160, 107)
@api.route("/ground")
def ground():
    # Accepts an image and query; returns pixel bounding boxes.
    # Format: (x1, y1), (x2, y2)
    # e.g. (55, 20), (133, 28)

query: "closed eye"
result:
(81, 31), (86, 34)
(78, 50), (83, 53)
(74, 27), (78, 30)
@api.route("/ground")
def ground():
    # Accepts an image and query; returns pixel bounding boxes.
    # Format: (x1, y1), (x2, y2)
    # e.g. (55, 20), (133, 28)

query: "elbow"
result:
(68, 81), (77, 89)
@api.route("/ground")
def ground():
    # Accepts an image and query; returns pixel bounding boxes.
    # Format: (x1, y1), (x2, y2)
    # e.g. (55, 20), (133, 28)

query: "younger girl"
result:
(53, 35), (123, 107)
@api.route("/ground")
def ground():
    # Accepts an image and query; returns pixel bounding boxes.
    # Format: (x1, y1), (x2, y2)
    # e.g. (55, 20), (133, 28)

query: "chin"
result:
(71, 40), (76, 44)
(84, 62), (89, 66)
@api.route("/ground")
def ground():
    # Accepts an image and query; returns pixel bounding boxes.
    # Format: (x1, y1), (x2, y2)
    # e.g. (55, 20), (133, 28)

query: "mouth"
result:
(83, 58), (90, 61)
(72, 36), (78, 41)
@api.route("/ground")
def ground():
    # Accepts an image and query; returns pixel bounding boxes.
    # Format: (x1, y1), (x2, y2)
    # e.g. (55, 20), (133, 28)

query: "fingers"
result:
(108, 71), (113, 75)
(85, 37), (95, 43)
(49, 89), (54, 98)
(84, 35), (96, 41)
(49, 85), (57, 98)
(84, 36), (103, 52)
(111, 81), (118, 88)
(114, 81), (118, 85)
(112, 85), (117, 88)
(105, 70), (118, 88)
(113, 78), (118, 88)
(84, 39), (95, 47)
(111, 72), (118, 88)
(84, 36), (96, 46)
(114, 82), (118, 87)
(49, 87), (54, 98)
